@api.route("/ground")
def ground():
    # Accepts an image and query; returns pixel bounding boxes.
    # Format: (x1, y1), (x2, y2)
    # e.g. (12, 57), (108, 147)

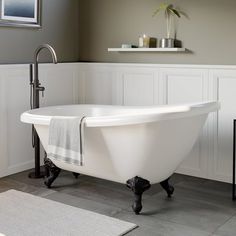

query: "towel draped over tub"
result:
(47, 116), (86, 166)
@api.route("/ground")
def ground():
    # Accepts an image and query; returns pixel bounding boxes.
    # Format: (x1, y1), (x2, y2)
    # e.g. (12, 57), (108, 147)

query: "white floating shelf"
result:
(108, 48), (186, 52)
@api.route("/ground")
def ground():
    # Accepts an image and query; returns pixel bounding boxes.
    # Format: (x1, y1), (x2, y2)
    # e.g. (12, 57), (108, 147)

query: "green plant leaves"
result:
(152, 3), (169, 17)
(169, 8), (181, 18)
(153, 3), (183, 18)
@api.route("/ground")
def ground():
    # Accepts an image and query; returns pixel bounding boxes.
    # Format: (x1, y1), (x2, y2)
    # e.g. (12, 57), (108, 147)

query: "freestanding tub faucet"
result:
(29, 44), (58, 179)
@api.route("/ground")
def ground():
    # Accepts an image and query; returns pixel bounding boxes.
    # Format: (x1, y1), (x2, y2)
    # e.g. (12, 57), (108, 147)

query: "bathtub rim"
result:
(21, 101), (220, 127)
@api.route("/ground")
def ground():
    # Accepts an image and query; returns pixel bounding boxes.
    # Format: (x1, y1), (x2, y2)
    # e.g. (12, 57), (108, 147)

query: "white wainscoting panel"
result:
(209, 69), (236, 183)
(0, 65), (33, 177)
(0, 63), (79, 178)
(80, 65), (121, 105)
(2, 62), (236, 184)
(75, 63), (236, 183)
(159, 68), (209, 178)
(124, 73), (154, 105)
(40, 64), (79, 107)
(122, 68), (159, 106)
(0, 69), (10, 175)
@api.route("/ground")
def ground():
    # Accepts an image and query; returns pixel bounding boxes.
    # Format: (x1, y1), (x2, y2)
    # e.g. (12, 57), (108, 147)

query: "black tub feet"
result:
(127, 177), (174, 214)
(126, 176), (151, 215)
(160, 178), (174, 197)
(72, 172), (80, 179)
(44, 157), (61, 188)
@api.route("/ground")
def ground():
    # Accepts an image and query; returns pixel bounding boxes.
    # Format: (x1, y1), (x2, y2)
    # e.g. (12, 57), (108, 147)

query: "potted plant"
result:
(153, 3), (184, 48)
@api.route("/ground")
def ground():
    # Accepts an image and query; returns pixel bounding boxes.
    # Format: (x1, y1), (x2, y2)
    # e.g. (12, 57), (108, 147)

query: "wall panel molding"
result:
(0, 63), (80, 178)
(76, 63), (236, 183)
(1, 62), (236, 183)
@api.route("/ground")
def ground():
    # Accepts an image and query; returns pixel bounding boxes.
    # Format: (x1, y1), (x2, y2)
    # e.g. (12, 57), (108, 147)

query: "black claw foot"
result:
(160, 178), (174, 198)
(44, 157), (61, 188)
(72, 172), (80, 179)
(126, 176), (151, 215)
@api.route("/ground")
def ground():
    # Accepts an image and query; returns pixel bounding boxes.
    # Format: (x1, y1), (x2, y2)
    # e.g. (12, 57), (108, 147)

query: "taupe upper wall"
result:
(0, 0), (79, 64)
(78, 0), (236, 65)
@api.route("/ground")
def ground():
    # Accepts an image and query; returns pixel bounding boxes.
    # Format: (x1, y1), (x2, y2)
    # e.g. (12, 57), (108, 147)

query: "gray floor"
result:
(0, 170), (236, 236)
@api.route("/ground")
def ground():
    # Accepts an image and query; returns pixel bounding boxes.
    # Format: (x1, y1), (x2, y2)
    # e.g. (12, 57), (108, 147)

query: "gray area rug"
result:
(0, 190), (137, 236)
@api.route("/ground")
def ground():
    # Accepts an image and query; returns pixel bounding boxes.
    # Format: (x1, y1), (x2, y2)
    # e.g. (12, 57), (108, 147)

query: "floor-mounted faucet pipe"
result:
(28, 44), (58, 179)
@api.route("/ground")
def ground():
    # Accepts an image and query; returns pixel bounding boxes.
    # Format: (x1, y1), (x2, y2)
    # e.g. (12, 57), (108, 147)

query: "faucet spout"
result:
(34, 44), (58, 64)
(33, 44), (58, 109)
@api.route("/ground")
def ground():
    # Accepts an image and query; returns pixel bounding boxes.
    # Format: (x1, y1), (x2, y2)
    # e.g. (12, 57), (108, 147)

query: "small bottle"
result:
(139, 34), (150, 48)
(143, 35), (150, 48)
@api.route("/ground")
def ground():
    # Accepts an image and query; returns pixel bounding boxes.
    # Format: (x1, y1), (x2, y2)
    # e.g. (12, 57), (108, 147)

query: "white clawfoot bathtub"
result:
(21, 102), (219, 184)
(21, 101), (219, 214)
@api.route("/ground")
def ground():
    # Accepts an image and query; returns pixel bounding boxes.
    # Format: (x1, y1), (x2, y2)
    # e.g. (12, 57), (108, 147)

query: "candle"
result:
(139, 34), (150, 48)
(143, 34), (150, 48)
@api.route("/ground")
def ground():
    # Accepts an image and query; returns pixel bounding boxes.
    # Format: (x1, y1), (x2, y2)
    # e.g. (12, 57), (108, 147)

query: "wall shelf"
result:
(108, 48), (186, 52)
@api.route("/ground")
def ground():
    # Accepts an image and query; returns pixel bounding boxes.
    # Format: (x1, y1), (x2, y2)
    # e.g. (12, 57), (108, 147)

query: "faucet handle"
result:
(37, 86), (45, 97)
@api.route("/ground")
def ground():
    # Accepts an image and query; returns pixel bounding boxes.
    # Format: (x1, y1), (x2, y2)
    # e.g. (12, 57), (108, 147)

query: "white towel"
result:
(47, 116), (86, 166)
